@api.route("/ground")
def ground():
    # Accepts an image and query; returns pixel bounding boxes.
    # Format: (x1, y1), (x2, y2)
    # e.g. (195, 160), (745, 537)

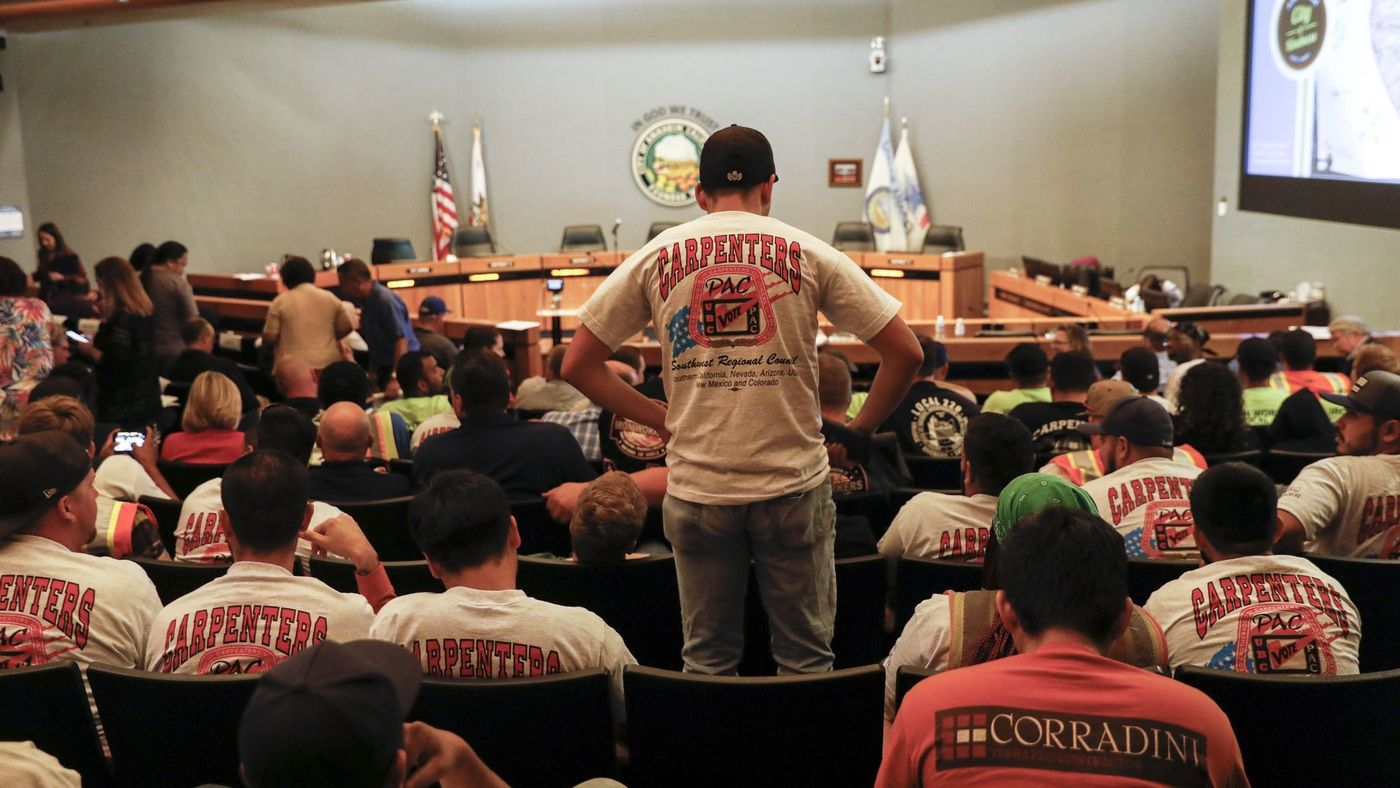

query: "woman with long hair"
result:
(142, 239), (197, 368)
(34, 222), (88, 301)
(160, 371), (245, 463)
(93, 256), (161, 428)
(1174, 361), (1260, 454)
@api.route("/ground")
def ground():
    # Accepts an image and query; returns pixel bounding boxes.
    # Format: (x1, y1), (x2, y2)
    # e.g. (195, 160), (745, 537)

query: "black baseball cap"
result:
(1078, 396), (1175, 448)
(0, 431), (92, 538)
(239, 640), (423, 787)
(1171, 320), (1211, 348)
(1321, 370), (1400, 421)
(1119, 347), (1160, 393)
(699, 125), (778, 190)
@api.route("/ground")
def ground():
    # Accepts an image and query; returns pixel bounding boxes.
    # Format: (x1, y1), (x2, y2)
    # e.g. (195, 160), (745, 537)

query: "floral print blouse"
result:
(0, 296), (54, 390)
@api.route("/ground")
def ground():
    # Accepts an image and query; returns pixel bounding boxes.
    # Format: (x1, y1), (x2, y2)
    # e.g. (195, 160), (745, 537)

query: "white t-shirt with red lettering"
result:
(1144, 554), (1361, 675)
(577, 211), (901, 505)
(144, 561), (374, 674)
(1083, 457), (1203, 560)
(369, 586), (636, 722)
(173, 478), (345, 565)
(411, 411), (460, 452)
(1277, 453), (1400, 558)
(877, 493), (996, 561)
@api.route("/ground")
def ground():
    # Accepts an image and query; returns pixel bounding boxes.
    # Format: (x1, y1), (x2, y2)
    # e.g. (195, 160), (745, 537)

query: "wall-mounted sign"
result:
(829, 159), (863, 188)
(630, 105), (718, 208)
(0, 206), (23, 239)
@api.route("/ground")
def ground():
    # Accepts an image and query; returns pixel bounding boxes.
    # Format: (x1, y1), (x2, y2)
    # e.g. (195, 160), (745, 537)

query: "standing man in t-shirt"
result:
(336, 258), (420, 389)
(562, 125), (921, 674)
(1276, 370), (1400, 557)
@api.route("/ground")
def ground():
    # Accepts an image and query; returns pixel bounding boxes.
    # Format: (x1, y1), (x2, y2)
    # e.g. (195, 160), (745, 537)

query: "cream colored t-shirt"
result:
(265, 283), (351, 369)
(577, 211), (901, 505)
(1278, 453), (1400, 558)
(173, 478), (345, 566)
(877, 492), (996, 561)
(1083, 457), (1203, 560)
(1144, 554), (1361, 675)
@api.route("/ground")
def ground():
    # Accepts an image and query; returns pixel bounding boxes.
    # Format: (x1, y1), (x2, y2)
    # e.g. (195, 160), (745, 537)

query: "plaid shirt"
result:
(541, 405), (602, 463)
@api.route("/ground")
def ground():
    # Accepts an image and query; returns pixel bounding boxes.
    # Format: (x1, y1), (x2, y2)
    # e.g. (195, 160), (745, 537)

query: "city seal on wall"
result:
(631, 118), (709, 207)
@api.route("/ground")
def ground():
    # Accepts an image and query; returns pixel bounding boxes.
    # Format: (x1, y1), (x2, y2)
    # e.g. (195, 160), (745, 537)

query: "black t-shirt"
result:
(166, 349), (259, 413)
(1008, 400), (1090, 456)
(600, 377), (669, 473)
(308, 460), (412, 503)
(882, 381), (980, 459)
(412, 412), (597, 496)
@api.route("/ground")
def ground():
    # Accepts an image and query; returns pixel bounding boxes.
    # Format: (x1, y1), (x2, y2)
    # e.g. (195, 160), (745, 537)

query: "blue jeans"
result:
(662, 481), (836, 675)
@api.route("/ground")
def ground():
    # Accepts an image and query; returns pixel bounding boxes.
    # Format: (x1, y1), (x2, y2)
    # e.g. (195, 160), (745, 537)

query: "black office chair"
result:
(624, 664), (884, 787)
(310, 557), (441, 595)
(88, 664), (260, 788)
(1126, 558), (1197, 606)
(1228, 292), (1262, 305)
(559, 224), (607, 253)
(1175, 665), (1400, 785)
(646, 221), (679, 242)
(1262, 448), (1333, 485)
(127, 556), (229, 605)
(832, 221), (874, 252)
(517, 555), (683, 670)
(329, 496), (418, 561)
(1181, 283), (1226, 308)
(921, 224), (965, 254)
(894, 665), (938, 715)
(0, 663), (108, 786)
(139, 495), (184, 556)
(903, 455), (963, 490)
(1307, 555), (1400, 672)
(155, 460), (227, 499)
(411, 670), (616, 786)
(371, 237), (417, 264)
(894, 557), (984, 631)
(510, 497), (571, 557)
(452, 225), (496, 257)
(1200, 449), (1264, 468)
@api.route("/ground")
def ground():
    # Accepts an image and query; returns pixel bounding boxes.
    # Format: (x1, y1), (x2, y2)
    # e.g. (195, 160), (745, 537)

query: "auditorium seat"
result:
(1200, 449), (1263, 468)
(894, 557), (984, 631)
(831, 221), (874, 252)
(559, 224), (607, 252)
(371, 237), (417, 264)
(452, 225), (496, 257)
(921, 224), (965, 254)
(139, 494), (184, 555)
(0, 663), (108, 786)
(903, 455), (962, 490)
(741, 555), (889, 673)
(1126, 558), (1197, 605)
(387, 458), (416, 487)
(155, 460), (227, 499)
(510, 497), (571, 556)
(1175, 665), (1400, 785)
(646, 221), (679, 242)
(894, 664), (938, 715)
(411, 669), (616, 786)
(1262, 448), (1333, 485)
(309, 557), (442, 595)
(624, 664), (883, 787)
(1307, 554), (1400, 672)
(127, 557), (229, 605)
(88, 665), (259, 787)
(517, 554), (683, 670)
(329, 496), (418, 561)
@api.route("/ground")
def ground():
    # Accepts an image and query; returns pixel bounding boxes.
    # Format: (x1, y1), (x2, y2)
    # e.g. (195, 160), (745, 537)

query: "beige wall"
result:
(0, 40), (34, 264)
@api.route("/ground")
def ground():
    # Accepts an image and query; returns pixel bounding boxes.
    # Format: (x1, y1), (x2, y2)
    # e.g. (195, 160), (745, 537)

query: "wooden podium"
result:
(852, 250), (984, 321)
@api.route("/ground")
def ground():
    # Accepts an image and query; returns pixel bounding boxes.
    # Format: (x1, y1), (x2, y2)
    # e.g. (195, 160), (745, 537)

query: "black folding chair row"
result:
(138, 494), (184, 556)
(1308, 554), (1400, 672)
(902, 455), (962, 491)
(741, 554), (888, 674)
(155, 460), (228, 499)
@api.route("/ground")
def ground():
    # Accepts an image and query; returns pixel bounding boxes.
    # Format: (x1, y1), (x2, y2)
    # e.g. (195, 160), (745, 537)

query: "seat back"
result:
(832, 221), (874, 252)
(88, 664), (259, 787)
(139, 494), (184, 555)
(452, 225), (495, 257)
(411, 669), (616, 786)
(831, 555), (886, 667)
(560, 224), (606, 252)
(1308, 555), (1400, 671)
(155, 460), (227, 499)
(921, 224), (965, 254)
(517, 555), (683, 670)
(386, 458), (416, 488)
(310, 557), (442, 595)
(624, 664), (884, 787)
(0, 663), (108, 786)
(371, 237), (417, 264)
(330, 496), (418, 561)
(510, 497), (571, 556)
(1126, 558), (1197, 606)
(903, 455), (962, 490)
(1175, 665), (1400, 785)
(646, 221), (679, 242)
(1262, 448), (1333, 485)
(128, 557), (229, 605)
(1182, 283), (1225, 307)
(894, 665), (939, 715)
(1201, 449), (1263, 467)
(895, 557), (984, 631)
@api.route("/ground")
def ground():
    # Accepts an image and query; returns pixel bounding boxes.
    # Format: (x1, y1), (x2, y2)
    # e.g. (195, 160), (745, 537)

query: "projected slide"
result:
(1246, 0), (1400, 183)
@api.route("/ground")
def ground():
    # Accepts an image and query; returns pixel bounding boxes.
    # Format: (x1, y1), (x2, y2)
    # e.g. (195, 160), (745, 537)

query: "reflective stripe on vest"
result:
(369, 411), (399, 461)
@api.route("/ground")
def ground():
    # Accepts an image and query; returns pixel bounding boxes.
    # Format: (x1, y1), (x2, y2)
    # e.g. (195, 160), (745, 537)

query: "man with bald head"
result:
(307, 401), (411, 503)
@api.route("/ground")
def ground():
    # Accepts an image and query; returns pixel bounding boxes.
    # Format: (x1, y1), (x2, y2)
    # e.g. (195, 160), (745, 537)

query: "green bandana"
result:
(992, 472), (1100, 544)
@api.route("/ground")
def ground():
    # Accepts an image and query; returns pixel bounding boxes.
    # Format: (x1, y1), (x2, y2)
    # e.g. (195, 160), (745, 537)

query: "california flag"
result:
(470, 124), (489, 228)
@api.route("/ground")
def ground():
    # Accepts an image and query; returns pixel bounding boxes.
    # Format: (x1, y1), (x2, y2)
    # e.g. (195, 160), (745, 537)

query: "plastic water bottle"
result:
(935, 315), (946, 339)
(954, 317), (966, 337)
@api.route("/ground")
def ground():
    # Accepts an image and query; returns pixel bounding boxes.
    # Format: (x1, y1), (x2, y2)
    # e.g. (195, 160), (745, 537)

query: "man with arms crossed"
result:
(563, 125), (921, 674)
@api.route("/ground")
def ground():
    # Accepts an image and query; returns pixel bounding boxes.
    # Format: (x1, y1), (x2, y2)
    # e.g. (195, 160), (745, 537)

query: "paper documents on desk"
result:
(497, 320), (541, 330)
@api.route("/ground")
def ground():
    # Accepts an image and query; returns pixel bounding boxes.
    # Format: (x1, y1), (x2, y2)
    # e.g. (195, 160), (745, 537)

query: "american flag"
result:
(431, 127), (459, 260)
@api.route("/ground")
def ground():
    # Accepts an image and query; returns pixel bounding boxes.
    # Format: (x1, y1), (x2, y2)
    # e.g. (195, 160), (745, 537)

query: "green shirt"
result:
(981, 387), (1051, 415)
(1242, 386), (1287, 427)
(377, 395), (452, 432)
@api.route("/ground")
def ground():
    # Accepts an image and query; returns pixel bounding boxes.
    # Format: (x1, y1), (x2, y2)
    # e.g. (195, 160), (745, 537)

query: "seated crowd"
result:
(0, 237), (1395, 784)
